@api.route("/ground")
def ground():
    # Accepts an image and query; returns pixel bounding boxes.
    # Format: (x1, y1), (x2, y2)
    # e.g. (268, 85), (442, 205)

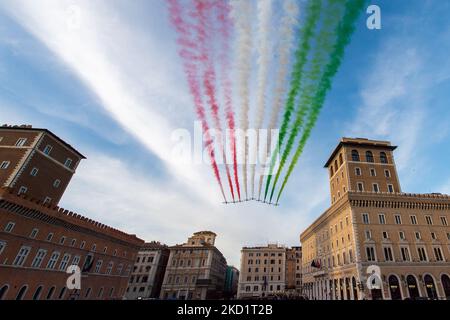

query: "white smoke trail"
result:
(231, 0), (252, 199)
(250, 0), (273, 199)
(257, 0), (299, 200)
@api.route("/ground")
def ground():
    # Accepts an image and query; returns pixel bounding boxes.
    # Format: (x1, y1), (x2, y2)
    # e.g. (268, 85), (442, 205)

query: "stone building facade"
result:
(301, 138), (450, 300)
(159, 231), (227, 300)
(125, 241), (169, 299)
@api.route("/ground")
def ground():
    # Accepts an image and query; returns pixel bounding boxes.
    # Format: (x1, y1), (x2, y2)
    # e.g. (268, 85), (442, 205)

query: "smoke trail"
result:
(168, 0), (227, 202)
(231, 0), (252, 199)
(268, 0), (345, 202)
(250, 0), (273, 199)
(257, 0), (299, 200)
(193, 0), (235, 201)
(217, 0), (241, 201)
(263, 0), (323, 201)
(276, 0), (367, 203)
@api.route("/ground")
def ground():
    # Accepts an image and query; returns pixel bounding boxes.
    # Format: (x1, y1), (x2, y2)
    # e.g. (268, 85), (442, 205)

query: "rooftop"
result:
(0, 124), (86, 159)
(324, 137), (397, 167)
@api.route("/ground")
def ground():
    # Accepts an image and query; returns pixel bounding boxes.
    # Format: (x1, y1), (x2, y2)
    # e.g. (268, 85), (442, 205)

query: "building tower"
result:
(0, 124), (85, 205)
(324, 138), (401, 205)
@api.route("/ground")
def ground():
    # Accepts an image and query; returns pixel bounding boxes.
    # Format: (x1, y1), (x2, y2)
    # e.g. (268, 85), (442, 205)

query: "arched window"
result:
(441, 274), (450, 299)
(388, 275), (402, 300)
(352, 277), (358, 300)
(351, 150), (360, 161)
(32, 285), (43, 300)
(84, 287), (92, 299)
(339, 153), (343, 166)
(58, 287), (66, 300)
(406, 275), (419, 299)
(366, 151), (374, 163)
(330, 165), (334, 177)
(16, 285), (28, 300)
(424, 275), (438, 300)
(46, 286), (56, 300)
(98, 287), (104, 299)
(0, 285), (9, 300)
(334, 160), (339, 170)
(380, 152), (388, 164)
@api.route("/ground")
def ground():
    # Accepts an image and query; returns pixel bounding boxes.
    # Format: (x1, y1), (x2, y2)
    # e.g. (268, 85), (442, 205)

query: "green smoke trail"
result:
(268, 0), (345, 202)
(263, 0), (322, 202)
(276, 0), (367, 204)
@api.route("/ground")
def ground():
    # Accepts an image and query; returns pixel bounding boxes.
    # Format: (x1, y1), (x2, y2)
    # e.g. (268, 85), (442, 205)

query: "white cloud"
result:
(0, 0), (221, 202)
(62, 152), (316, 266)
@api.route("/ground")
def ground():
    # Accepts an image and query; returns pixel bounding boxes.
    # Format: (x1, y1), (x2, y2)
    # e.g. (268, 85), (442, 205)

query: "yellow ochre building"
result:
(301, 138), (450, 300)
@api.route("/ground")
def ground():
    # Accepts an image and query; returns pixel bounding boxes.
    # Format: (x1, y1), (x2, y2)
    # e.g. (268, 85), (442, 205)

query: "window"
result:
(59, 236), (66, 245)
(84, 288), (92, 299)
(372, 183), (379, 193)
(72, 256), (81, 266)
(400, 247), (410, 262)
(91, 244), (96, 252)
(53, 179), (61, 188)
(424, 215), (433, 225)
(95, 260), (103, 273)
(30, 167), (39, 176)
(13, 246), (31, 266)
(31, 249), (47, 268)
(106, 262), (114, 275)
(399, 231), (405, 240)
(433, 247), (444, 261)
(394, 215), (402, 225)
(46, 252), (60, 269)
(15, 138), (27, 147)
(382, 231), (389, 239)
(410, 215), (418, 225)
(59, 253), (71, 271)
(71, 239), (76, 247)
(46, 233), (53, 242)
(385, 169), (391, 178)
(351, 150), (360, 161)
(370, 168), (376, 177)
(366, 151), (374, 163)
(383, 247), (394, 261)
(431, 232), (437, 240)
(366, 246), (376, 261)
(334, 160), (339, 171)
(379, 214), (386, 224)
(339, 153), (343, 166)
(43, 145), (52, 155)
(4, 222), (15, 233)
(387, 184), (394, 193)
(64, 158), (72, 168)
(0, 241), (6, 256)
(415, 232), (421, 240)
(43, 197), (52, 205)
(0, 161), (10, 169)
(380, 152), (388, 164)
(441, 216), (448, 226)
(417, 247), (427, 262)
(357, 182), (364, 191)
(80, 241), (86, 249)
(117, 263), (123, 275)
(362, 213), (370, 224)
(30, 228), (39, 239)
(18, 186), (27, 195)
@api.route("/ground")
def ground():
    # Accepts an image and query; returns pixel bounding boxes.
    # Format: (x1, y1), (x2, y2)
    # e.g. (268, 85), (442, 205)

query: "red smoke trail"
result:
(216, 0), (241, 201)
(193, 0), (236, 202)
(168, 0), (227, 202)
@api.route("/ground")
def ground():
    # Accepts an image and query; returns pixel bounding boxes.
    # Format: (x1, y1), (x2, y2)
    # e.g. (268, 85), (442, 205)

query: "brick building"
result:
(0, 124), (85, 206)
(125, 241), (169, 299)
(0, 125), (144, 300)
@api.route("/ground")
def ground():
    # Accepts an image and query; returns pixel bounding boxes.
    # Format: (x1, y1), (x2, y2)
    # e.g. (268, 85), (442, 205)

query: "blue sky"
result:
(1, 0), (450, 266)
